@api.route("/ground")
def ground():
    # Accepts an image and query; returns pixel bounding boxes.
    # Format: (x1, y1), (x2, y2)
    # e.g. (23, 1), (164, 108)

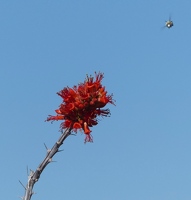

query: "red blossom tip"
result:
(46, 72), (115, 142)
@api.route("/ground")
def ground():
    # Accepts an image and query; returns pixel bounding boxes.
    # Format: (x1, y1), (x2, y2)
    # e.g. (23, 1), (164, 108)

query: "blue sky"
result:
(1, 1), (191, 199)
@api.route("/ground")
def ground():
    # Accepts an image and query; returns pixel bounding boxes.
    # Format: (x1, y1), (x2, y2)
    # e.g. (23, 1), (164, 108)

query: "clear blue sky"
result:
(1, 1), (191, 200)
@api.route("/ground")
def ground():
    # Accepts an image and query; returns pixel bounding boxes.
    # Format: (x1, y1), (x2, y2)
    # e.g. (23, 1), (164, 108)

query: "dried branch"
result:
(22, 128), (72, 200)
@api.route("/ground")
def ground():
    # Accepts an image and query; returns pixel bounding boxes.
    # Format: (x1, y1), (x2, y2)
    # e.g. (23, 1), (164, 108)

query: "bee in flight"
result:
(165, 16), (173, 28)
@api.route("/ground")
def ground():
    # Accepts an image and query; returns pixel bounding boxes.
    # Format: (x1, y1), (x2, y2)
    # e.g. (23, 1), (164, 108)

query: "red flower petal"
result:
(46, 72), (115, 142)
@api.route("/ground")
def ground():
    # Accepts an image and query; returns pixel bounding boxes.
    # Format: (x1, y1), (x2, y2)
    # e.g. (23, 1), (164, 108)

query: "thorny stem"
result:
(21, 128), (72, 200)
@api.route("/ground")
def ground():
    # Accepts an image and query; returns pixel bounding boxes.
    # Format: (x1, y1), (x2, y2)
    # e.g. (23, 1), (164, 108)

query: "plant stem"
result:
(22, 128), (72, 200)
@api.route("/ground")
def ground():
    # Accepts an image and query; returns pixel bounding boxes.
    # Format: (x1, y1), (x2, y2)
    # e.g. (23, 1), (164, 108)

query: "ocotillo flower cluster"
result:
(46, 72), (115, 142)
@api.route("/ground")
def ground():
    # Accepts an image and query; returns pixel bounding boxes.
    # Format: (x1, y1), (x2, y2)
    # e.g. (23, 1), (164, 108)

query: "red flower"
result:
(46, 72), (115, 143)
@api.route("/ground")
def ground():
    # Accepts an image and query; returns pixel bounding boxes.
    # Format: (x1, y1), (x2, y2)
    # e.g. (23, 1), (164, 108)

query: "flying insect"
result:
(165, 16), (173, 28)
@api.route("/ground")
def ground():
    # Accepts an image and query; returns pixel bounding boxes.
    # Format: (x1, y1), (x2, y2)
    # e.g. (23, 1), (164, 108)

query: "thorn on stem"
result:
(44, 143), (51, 153)
(57, 149), (64, 152)
(27, 166), (29, 176)
(19, 180), (26, 190)
(48, 158), (56, 163)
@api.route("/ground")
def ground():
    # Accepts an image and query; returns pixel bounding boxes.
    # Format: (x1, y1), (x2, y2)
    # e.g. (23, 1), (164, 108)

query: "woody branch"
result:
(21, 128), (72, 200)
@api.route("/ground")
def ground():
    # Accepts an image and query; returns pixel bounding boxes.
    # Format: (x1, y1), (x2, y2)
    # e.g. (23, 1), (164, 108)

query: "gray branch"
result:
(21, 128), (72, 200)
